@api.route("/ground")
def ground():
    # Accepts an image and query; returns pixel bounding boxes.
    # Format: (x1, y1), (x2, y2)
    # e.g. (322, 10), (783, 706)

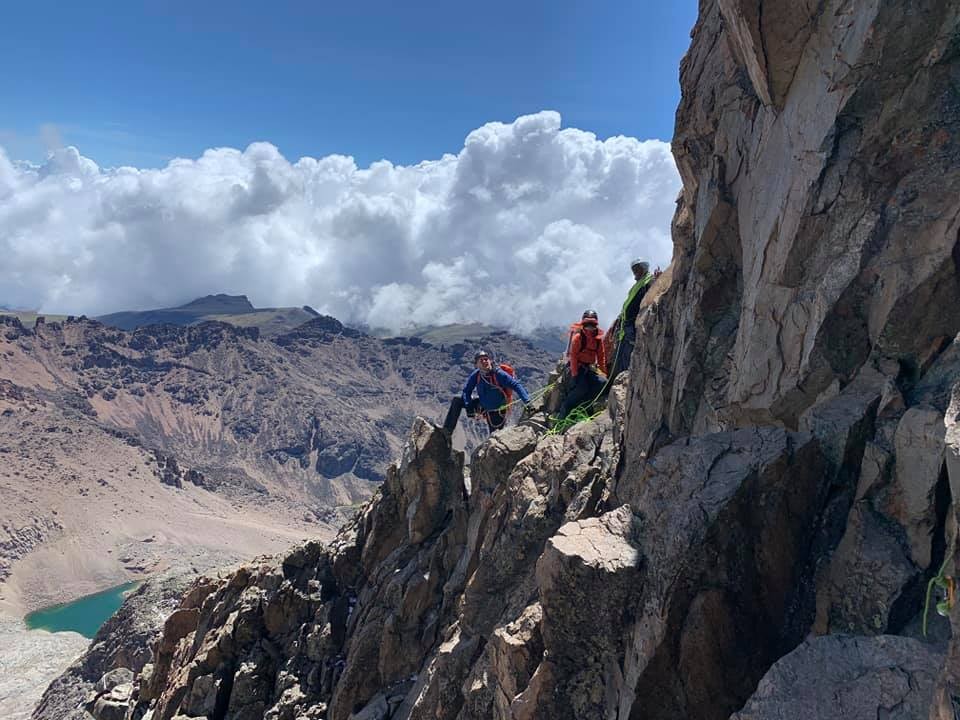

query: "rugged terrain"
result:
(61, 0), (960, 718)
(3, 298), (571, 355)
(0, 315), (552, 616)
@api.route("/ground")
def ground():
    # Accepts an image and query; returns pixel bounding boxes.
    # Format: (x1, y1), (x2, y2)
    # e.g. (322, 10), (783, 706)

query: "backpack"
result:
(566, 322), (597, 355)
(486, 362), (516, 406)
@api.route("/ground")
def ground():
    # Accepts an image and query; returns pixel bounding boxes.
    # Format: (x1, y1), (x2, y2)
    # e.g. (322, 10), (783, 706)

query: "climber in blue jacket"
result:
(443, 350), (530, 433)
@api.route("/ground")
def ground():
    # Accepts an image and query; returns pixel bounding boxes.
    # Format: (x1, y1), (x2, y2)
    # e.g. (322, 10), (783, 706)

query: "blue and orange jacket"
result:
(461, 369), (530, 411)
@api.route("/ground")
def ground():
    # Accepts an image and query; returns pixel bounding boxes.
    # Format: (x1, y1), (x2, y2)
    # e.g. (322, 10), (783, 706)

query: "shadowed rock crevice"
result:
(625, 429), (827, 720)
(731, 635), (943, 720)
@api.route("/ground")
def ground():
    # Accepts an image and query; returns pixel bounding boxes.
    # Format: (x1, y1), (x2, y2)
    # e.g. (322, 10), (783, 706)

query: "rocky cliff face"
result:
(60, 0), (960, 718)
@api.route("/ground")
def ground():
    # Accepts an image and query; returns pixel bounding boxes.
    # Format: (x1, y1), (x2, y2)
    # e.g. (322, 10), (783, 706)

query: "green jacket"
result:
(618, 273), (652, 340)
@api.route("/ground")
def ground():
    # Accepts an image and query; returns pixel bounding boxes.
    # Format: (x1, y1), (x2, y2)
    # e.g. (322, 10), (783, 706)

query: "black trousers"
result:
(559, 367), (607, 419)
(443, 396), (505, 433)
(610, 323), (636, 381)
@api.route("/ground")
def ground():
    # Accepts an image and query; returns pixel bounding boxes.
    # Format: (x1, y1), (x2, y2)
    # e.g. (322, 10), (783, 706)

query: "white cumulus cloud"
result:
(0, 111), (679, 332)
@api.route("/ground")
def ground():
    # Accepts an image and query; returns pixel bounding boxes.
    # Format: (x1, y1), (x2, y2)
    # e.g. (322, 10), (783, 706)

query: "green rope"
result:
(495, 381), (557, 414)
(923, 528), (957, 637)
(546, 406), (604, 435)
(547, 333), (626, 433)
(484, 337), (624, 432)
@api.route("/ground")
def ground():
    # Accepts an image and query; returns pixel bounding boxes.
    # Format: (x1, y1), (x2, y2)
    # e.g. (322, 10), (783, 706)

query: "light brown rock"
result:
(887, 407), (946, 568)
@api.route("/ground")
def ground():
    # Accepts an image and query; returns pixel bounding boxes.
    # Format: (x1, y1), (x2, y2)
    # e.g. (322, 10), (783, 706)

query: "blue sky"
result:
(1, 1), (697, 168)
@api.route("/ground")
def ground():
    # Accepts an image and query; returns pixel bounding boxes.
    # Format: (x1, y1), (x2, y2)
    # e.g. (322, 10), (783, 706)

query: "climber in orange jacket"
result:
(558, 310), (608, 420)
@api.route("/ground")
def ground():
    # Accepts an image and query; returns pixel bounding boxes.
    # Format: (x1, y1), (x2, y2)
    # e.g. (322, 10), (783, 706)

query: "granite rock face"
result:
(732, 635), (942, 720)
(624, 0), (960, 676)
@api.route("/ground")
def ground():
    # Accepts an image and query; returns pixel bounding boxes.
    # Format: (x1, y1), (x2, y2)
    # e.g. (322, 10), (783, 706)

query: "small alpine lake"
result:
(24, 581), (140, 638)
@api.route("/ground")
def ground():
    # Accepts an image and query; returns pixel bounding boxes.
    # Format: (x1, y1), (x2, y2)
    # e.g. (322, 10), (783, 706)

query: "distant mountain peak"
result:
(176, 294), (255, 313)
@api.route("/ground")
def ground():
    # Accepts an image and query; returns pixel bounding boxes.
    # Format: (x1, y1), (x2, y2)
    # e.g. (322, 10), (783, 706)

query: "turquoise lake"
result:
(24, 582), (140, 638)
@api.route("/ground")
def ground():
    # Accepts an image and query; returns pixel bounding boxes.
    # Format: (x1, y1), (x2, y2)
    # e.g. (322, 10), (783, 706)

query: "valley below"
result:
(0, 311), (554, 717)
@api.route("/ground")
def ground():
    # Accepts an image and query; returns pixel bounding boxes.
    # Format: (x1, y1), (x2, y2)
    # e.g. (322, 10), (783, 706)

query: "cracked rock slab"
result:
(732, 635), (942, 720)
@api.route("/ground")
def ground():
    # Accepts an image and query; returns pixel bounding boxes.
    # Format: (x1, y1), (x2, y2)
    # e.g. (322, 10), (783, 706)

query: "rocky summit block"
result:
(523, 427), (829, 720)
(732, 635), (942, 720)
(534, 507), (644, 720)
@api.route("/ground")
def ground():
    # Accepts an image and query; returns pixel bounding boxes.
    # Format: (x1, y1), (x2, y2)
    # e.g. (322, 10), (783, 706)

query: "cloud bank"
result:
(0, 111), (680, 332)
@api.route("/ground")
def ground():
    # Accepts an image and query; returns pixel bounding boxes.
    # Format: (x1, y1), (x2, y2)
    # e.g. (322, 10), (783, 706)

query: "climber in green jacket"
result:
(610, 259), (658, 380)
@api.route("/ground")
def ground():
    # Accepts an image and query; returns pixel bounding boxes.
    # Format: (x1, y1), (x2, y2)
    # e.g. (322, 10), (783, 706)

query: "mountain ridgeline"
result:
(0, 312), (554, 627)
(31, 1), (960, 719)
(2, 313), (552, 499)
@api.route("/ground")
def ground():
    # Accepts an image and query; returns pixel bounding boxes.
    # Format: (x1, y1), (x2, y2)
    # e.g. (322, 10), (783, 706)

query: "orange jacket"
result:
(569, 325), (606, 377)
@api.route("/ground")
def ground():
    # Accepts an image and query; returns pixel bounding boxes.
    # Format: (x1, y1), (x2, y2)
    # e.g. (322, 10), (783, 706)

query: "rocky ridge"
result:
(39, 0), (960, 718)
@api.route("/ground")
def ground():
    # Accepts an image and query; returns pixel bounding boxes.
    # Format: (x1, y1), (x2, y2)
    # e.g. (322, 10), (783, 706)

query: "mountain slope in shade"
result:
(93, 294), (321, 338)
(373, 323), (569, 357)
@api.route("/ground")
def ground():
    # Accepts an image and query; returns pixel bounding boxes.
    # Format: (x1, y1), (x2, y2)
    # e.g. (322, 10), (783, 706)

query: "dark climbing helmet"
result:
(474, 349), (491, 364)
(581, 310), (599, 326)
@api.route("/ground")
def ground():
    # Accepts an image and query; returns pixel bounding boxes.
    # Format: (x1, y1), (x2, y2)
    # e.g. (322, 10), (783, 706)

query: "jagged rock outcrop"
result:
(113, 418), (831, 720)
(60, 0), (960, 718)
(932, 370), (960, 716)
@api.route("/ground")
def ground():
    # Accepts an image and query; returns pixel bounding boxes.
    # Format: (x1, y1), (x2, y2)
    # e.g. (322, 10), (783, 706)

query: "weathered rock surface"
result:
(620, 0), (960, 708)
(732, 635), (941, 719)
(113, 419), (835, 720)
(620, 429), (828, 720)
(932, 377), (960, 717)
